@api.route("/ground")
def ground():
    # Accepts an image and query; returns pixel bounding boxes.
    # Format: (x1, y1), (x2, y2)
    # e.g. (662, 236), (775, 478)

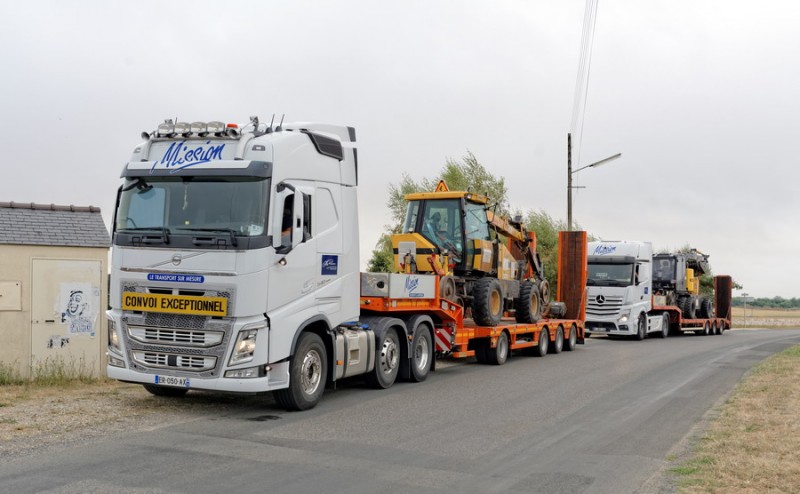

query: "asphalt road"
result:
(2, 328), (799, 494)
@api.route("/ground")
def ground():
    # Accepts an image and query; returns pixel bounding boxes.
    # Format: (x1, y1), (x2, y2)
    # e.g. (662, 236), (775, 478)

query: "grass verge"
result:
(673, 344), (800, 493)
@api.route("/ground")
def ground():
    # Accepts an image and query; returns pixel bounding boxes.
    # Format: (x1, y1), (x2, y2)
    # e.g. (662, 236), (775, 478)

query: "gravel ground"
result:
(0, 380), (275, 460)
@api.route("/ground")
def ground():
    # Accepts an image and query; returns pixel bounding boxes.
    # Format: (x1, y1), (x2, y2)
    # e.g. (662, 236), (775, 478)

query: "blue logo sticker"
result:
(151, 141), (227, 174)
(592, 244), (617, 255)
(147, 273), (205, 283)
(644, 287), (649, 294)
(321, 255), (338, 275)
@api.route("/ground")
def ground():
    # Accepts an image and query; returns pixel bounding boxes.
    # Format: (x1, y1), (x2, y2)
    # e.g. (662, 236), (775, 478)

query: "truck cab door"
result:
(268, 182), (316, 313)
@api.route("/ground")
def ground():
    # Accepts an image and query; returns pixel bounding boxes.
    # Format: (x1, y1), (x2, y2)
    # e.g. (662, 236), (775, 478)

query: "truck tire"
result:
(549, 325), (564, 354)
(678, 297), (696, 319)
(274, 332), (327, 411)
(710, 321), (719, 336)
(635, 314), (646, 341)
(533, 328), (549, 357)
(408, 325), (433, 382)
(142, 384), (189, 397)
(473, 278), (504, 326)
(487, 331), (510, 365)
(659, 313), (670, 338)
(703, 321), (711, 336)
(564, 323), (578, 351)
(366, 328), (400, 389)
(514, 280), (541, 324)
(700, 297), (714, 319)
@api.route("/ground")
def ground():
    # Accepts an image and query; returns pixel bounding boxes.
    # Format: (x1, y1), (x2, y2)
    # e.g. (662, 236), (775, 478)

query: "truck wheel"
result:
(142, 384), (189, 397)
(659, 314), (670, 338)
(549, 326), (564, 354)
(635, 314), (646, 341)
(408, 326), (433, 382)
(678, 297), (695, 319)
(366, 328), (400, 389)
(703, 321), (711, 336)
(700, 298), (714, 319)
(514, 280), (541, 324)
(710, 321), (719, 336)
(564, 323), (578, 351)
(473, 278), (504, 326)
(487, 331), (510, 365)
(534, 328), (549, 357)
(274, 332), (327, 411)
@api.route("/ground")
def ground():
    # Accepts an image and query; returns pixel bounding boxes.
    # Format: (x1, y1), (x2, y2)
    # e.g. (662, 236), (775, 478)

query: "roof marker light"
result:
(207, 121), (225, 134)
(174, 122), (191, 135)
(157, 121), (174, 137)
(190, 121), (207, 135)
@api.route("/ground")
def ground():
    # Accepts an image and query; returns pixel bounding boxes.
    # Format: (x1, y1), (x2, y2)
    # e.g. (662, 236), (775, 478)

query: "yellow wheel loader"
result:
(392, 181), (548, 326)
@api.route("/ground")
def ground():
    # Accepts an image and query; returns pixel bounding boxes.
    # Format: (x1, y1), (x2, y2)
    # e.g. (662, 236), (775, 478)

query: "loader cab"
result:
(653, 254), (687, 293)
(397, 193), (491, 274)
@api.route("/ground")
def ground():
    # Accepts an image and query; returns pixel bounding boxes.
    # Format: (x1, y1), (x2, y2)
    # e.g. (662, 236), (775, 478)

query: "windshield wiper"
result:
(176, 228), (238, 247)
(117, 227), (170, 244)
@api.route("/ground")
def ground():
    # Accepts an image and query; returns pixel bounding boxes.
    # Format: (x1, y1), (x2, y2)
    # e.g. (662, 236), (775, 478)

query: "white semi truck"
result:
(585, 240), (732, 339)
(106, 117), (587, 411)
(585, 241), (668, 339)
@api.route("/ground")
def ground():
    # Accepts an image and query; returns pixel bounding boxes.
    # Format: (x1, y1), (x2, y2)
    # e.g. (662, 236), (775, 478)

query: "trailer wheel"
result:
(366, 328), (400, 389)
(473, 278), (504, 326)
(274, 332), (327, 411)
(635, 314), (646, 341)
(514, 280), (541, 324)
(408, 326), (433, 382)
(702, 321), (711, 336)
(564, 324), (578, 351)
(659, 314), (670, 338)
(143, 384), (189, 397)
(487, 331), (510, 365)
(533, 328), (549, 357)
(710, 321), (719, 336)
(548, 325), (564, 354)
(717, 322), (724, 335)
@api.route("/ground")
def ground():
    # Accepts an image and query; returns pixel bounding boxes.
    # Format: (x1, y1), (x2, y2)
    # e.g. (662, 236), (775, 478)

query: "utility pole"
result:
(567, 133), (573, 231)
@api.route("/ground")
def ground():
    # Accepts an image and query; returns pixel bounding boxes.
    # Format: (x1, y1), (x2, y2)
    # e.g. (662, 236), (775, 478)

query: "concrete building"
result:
(0, 202), (110, 379)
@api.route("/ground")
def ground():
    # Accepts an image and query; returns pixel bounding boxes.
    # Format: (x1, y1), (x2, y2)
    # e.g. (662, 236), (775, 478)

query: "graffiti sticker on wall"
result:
(59, 283), (95, 335)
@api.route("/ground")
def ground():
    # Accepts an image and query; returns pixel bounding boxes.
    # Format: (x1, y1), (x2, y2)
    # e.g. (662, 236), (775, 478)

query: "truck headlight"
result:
(618, 311), (630, 324)
(229, 324), (263, 366)
(108, 319), (122, 352)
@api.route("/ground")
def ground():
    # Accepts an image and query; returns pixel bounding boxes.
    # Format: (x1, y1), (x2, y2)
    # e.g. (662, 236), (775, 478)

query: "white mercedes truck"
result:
(585, 240), (668, 339)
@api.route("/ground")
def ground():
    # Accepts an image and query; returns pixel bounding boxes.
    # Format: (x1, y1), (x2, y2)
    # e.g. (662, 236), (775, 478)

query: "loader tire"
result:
(700, 297), (714, 319)
(472, 278), (504, 326)
(678, 297), (696, 319)
(514, 280), (541, 324)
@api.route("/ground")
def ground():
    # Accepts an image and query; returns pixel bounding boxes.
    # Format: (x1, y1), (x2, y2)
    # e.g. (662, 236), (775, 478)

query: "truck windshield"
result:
(587, 263), (634, 287)
(116, 176), (269, 237)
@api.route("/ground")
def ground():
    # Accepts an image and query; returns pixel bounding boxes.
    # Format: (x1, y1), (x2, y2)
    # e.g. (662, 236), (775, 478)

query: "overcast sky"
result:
(1, 1), (797, 298)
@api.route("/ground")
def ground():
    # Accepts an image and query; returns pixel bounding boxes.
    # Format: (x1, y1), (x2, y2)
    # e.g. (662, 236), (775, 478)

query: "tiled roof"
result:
(0, 202), (110, 248)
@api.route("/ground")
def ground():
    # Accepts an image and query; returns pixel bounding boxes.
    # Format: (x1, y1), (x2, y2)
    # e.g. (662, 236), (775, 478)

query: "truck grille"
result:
(131, 351), (216, 372)
(120, 283), (236, 377)
(586, 295), (624, 317)
(128, 326), (224, 347)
